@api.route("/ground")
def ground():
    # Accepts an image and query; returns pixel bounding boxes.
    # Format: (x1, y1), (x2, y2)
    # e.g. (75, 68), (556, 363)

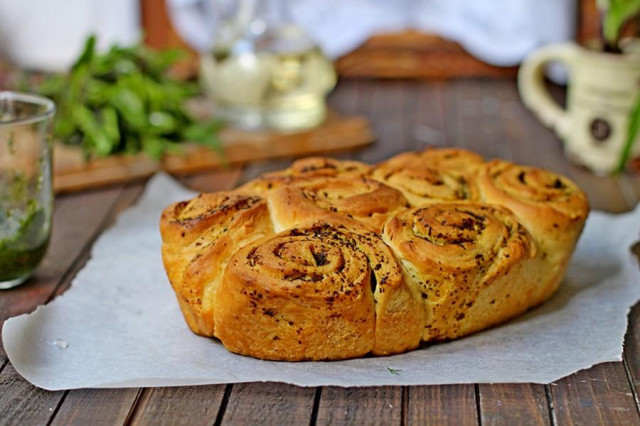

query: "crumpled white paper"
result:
(3, 174), (640, 391)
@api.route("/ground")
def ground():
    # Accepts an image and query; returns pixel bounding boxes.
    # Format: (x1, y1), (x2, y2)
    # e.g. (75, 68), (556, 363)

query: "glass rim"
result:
(0, 91), (56, 127)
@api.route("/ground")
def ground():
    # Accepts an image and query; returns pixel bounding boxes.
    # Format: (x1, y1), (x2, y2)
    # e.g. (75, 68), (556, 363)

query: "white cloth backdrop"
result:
(0, 0), (140, 71)
(168, 0), (576, 66)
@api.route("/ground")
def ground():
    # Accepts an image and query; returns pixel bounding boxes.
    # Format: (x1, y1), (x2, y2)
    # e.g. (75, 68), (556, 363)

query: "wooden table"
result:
(2, 79), (640, 425)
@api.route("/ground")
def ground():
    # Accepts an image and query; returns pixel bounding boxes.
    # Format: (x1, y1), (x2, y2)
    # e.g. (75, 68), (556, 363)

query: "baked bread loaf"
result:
(474, 160), (590, 304)
(370, 148), (484, 206)
(160, 148), (589, 361)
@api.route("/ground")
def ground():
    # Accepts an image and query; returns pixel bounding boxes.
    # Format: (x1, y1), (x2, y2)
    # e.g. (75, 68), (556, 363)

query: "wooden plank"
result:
(491, 79), (570, 172)
(412, 82), (447, 149)
(356, 80), (413, 164)
(219, 382), (315, 425)
(567, 168), (631, 213)
(0, 363), (65, 426)
(617, 175), (640, 210)
(49, 389), (141, 426)
(443, 79), (512, 160)
(179, 168), (243, 193)
(325, 79), (370, 162)
(407, 385), (478, 425)
(53, 112), (373, 194)
(549, 362), (640, 425)
(315, 387), (403, 426)
(478, 384), (550, 426)
(128, 386), (227, 426)
(328, 78), (363, 117)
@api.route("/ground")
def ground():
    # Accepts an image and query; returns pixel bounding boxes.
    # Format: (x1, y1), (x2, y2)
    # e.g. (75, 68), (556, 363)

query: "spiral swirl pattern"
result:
(214, 217), (423, 360)
(160, 192), (273, 336)
(267, 177), (409, 233)
(478, 160), (588, 217)
(383, 203), (536, 340)
(476, 160), (589, 303)
(242, 156), (371, 194)
(370, 149), (483, 206)
(160, 148), (589, 360)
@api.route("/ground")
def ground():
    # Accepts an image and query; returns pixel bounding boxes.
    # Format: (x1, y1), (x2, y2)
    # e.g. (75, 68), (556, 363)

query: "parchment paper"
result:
(3, 174), (640, 390)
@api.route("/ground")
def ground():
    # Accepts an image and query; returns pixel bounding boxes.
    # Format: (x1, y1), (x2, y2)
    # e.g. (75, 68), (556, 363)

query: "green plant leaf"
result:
(73, 104), (113, 157)
(600, 0), (640, 48)
(100, 106), (121, 144)
(71, 35), (96, 71)
(616, 93), (640, 173)
(37, 35), (221, 159)
(141, 136), (167, 159)
(111, 86), (147, 130)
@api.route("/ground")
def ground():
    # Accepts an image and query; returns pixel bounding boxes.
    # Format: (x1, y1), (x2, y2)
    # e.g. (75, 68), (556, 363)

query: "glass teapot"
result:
(200, 0), (337, 131)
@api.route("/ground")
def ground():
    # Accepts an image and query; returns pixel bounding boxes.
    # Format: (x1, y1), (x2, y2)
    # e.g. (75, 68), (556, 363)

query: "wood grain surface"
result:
(1, 79), (640, 426)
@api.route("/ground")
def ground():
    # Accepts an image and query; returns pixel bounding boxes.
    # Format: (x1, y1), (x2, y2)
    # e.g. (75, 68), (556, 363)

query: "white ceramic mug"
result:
(518, 42), (640, 175)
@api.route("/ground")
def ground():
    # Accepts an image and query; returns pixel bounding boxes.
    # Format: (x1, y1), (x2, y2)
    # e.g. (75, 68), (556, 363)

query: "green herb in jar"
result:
(0, 174), (50, 282)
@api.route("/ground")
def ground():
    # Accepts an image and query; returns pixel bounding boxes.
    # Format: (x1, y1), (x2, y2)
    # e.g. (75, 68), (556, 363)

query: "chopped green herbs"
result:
(38, 35), (221, 160)
(0, 195), (49, 282)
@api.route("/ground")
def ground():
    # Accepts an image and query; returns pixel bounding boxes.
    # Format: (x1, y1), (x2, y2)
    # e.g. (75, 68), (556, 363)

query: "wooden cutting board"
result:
(53, 112), (373, 193)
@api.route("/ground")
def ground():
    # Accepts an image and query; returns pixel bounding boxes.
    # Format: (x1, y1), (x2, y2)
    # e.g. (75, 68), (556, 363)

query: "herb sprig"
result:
(39, 36), (221, 159)
(597, 0), (640, 52)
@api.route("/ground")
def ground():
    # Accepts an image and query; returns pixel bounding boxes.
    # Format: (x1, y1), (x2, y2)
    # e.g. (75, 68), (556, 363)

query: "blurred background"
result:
(0, 0), (637, 183)
(0, 0), (597, 78)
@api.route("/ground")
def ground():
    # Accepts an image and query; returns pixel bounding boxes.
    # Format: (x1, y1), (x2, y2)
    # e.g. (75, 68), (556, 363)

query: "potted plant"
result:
(518, 0), (640, 175)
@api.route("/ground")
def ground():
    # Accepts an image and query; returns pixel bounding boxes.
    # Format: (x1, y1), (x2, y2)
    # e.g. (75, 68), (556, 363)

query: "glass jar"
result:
(0, 92), (56, 289)
(200, 0), (336, 131)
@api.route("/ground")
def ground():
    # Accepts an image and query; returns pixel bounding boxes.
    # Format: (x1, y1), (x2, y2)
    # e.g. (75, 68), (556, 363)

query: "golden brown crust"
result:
(382, 203), (537, 341)
(474, 160), (590, 303)
(370, 148), (484, 206)
(160, 192), (273, 336)
(159, 148), (590, 361)
(241, 156), (371, 194)
(266, 177), (410, 233)
(214, 216), (423, 360)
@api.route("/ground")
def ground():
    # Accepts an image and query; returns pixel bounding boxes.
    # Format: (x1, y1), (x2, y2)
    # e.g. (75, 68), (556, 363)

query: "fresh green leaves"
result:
(38, 36), (220, 159)
(597, 0), (640, 51)
(616, 94), (640, 173)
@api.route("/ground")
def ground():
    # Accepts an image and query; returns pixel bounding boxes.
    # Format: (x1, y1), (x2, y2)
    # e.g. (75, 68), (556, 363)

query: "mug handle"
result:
(517, 43), (578, 139)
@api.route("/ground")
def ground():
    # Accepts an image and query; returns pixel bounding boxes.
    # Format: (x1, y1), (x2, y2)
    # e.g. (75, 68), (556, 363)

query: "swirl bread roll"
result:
(160, 148), (590, 361)
(370, 148), (484, 206)
(160, 192), (273, 336)
(242, 156), (371, 194)
(475, 160), (589, 303)
(266, 177), (410, 233)
(383, 203), (538, 341)
(214, 216), (424, 360)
